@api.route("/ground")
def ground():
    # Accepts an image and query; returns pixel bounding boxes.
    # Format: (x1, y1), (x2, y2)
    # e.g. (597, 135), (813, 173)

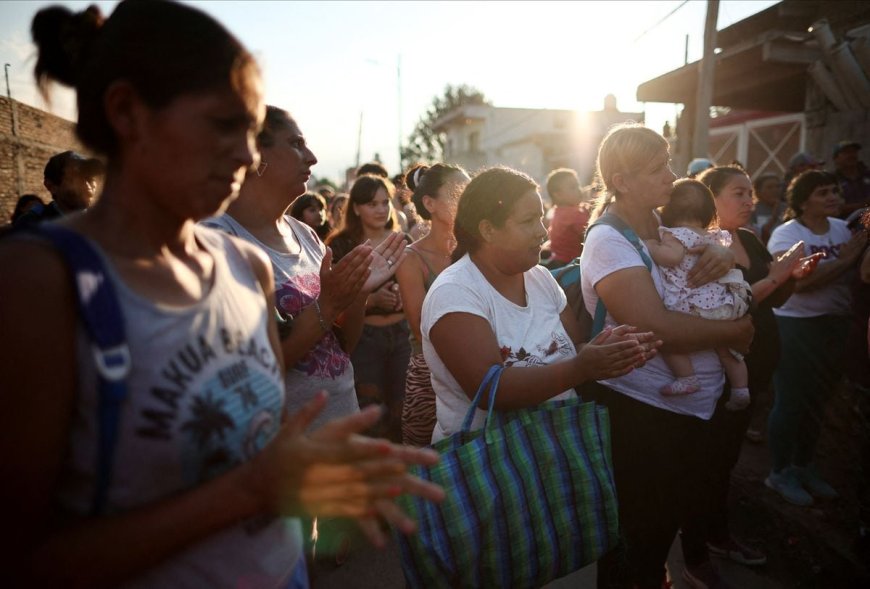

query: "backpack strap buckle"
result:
(92, 343), (131, 383)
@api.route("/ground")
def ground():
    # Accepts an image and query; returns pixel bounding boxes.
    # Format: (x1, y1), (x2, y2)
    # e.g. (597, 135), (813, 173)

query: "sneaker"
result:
(707, 537), (767, 566)
(682, 560), (731, 589)
(765, 469), (813, 506)
(792, 465), (838, 499)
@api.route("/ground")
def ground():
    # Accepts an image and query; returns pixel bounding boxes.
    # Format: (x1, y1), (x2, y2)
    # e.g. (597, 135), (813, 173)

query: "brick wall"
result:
(0, 96), (88, 222)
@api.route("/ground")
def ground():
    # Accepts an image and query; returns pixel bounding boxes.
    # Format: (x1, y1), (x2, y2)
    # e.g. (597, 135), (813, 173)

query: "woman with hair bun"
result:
(395, 163), (469, 445)
(0, 2), (442, 587)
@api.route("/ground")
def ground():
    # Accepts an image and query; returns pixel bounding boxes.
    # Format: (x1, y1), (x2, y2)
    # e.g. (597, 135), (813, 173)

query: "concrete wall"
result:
(0, 96), (86, 221)
(804, 79), (870, 167)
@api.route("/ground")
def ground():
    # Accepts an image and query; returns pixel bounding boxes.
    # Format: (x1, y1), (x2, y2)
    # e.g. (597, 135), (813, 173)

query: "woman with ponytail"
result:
(579, 123), (754, 588)
(421, 166), (660, 445)
(395, 163), (469, 445)
(0, 2), (442, 587)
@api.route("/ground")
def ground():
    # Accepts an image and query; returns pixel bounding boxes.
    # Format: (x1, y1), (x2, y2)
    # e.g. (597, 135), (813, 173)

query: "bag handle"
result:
(460, 365), (504, 432)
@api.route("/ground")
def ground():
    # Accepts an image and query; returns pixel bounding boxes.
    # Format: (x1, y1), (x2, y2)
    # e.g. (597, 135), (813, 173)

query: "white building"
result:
(433, 96), (643, 195)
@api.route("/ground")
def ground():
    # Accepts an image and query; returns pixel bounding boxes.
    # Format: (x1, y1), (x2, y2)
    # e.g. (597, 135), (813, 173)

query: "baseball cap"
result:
(44, 151), (104, 184)
(788, 151), (823, 169)
(687, 158), (714, 177)
(832, 141), (861, 158)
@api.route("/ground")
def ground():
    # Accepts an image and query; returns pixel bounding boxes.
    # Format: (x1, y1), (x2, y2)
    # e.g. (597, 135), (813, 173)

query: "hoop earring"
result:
(256, 161), (268, 177)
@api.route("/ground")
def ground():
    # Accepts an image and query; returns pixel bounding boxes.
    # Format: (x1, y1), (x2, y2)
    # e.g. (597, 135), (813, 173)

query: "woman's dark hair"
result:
(327, 174), (397, 246)
(289, 191), (326, 220)
(290, 192), (329, 239)
(452, 166), (537, 262)
(32, 0), (259, 157)
(659, 179), (717, 229)
(695, 165), (748, 198)
(784, 170), (839, 220)
(257, 106), (294, 149)
(11, 194), (45, 222)
(404, 162), (466, 221)
(357, 162), (388, 178)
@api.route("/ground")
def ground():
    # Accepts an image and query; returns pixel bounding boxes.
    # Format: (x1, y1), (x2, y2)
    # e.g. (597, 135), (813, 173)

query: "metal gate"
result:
(708, 113), (806, 179)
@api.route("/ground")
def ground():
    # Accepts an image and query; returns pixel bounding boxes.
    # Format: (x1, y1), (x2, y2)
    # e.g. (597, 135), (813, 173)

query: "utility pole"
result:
(397, 54), (403, 172)
(692, 0), (719, 161)
(355, 111), (363, 169)
(4, 63), (11, 101)
(5, 63), (23, 195)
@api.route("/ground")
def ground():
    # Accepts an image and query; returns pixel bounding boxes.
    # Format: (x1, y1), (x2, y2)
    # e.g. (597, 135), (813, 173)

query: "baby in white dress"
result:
(645, 180), (751, 411)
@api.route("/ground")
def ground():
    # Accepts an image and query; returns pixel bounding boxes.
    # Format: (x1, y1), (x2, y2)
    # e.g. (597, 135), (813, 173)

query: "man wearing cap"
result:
(833, 141), (870, 219)
(784, 151), (823, 192)
(13, 150), (104, 228)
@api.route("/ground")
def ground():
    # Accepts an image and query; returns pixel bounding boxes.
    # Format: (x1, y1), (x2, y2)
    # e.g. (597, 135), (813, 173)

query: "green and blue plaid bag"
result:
(395, 365), (619, 588)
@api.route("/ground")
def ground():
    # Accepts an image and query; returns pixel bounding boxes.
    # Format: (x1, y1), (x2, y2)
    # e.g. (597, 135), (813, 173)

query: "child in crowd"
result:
(645, 180), (752, 410)
(546, 168), (591, 268)
(289, 191), (331, 240)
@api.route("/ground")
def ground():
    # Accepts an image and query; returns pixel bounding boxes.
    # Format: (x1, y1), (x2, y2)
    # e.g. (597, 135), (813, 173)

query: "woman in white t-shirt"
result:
(764, 170), (868, 507)
(578, 124), (754, 589)
(422, 166), (659, 444)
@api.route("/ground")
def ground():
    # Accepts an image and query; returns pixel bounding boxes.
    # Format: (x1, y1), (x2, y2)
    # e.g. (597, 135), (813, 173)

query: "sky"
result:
(1, 0), (779, 184)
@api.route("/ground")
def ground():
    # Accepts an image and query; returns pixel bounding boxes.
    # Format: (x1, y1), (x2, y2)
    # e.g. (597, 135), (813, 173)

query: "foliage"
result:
(400, 84), (490, 169)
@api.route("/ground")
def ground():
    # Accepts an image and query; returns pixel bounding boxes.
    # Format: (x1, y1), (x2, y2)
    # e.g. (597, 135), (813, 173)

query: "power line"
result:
(633, 0), (691, 43)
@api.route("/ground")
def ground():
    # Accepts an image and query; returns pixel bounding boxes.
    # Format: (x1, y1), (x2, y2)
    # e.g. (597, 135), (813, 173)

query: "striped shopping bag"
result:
(395, 365), (619, 589)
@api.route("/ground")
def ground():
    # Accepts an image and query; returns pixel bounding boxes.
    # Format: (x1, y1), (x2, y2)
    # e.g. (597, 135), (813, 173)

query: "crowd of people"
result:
(1, 1), (869, 588)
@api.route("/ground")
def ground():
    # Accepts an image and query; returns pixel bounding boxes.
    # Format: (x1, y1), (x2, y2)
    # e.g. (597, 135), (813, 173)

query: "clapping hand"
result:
(769, 241), (805, 283)
(792, 252), (824, 280)
(576, 325), (661, 381)
(251, 393), (445, 547)
(318, 245), (373, 318)
(363, 233), (408, 293)
(594, 325), (661, 368)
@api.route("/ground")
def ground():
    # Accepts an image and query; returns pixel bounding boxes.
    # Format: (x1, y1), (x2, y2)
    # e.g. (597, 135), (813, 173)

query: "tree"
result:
(400, 84), (490, 169)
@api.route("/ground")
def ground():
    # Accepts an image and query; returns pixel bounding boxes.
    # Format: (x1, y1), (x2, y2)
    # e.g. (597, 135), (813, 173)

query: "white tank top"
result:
(56, 226), (302, 588)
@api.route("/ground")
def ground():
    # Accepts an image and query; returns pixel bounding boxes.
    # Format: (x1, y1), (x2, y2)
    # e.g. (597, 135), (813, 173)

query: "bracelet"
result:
(312, 299), (331, 333)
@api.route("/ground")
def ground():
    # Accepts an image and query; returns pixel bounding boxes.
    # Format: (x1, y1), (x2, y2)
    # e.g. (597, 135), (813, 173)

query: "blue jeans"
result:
(351, 321), (411, 441)
(768, 314), (849, 472)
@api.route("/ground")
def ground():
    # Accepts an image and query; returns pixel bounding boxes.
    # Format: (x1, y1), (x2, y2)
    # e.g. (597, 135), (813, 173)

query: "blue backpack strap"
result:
(585, 213), (654, 337)
(32, 224), (130, 516)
